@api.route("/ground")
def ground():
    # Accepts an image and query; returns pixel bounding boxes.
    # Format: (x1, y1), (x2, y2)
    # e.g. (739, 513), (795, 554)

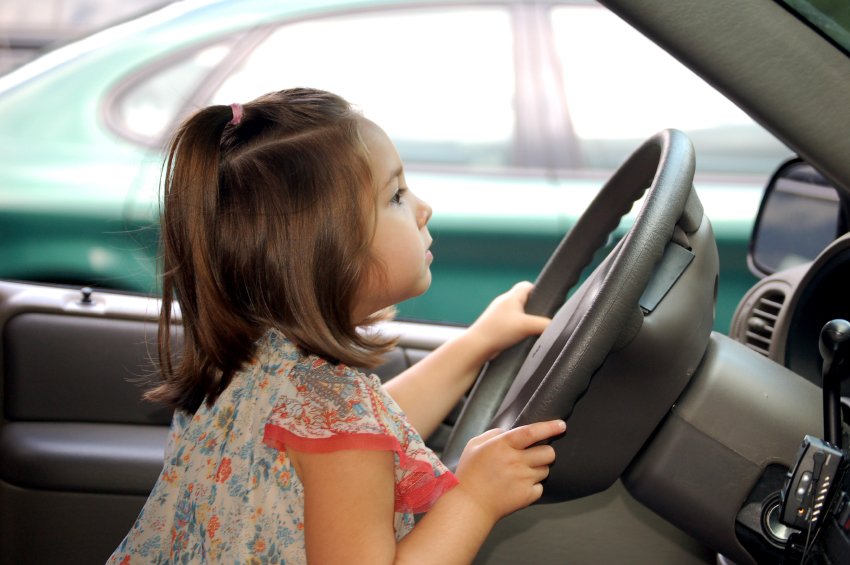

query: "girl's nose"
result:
(418, 197), (432, 228)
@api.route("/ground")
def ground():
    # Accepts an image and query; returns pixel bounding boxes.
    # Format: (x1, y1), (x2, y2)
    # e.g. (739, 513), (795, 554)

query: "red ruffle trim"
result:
(263, 423), (458, 514)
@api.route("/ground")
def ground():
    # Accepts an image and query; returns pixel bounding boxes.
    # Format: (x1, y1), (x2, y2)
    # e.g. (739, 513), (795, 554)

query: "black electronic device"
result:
(780, 436), (843, 532)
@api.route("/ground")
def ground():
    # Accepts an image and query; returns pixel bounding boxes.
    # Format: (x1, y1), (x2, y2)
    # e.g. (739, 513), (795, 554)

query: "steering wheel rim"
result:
(442, 129), (704, 472)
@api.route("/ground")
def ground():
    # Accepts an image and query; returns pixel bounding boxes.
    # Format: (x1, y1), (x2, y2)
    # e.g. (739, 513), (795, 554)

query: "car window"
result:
(208, 7), (516, 168)
(550, 5), (791, 175)
(116, 41), (233, 141)
(777, 0), (850, 54)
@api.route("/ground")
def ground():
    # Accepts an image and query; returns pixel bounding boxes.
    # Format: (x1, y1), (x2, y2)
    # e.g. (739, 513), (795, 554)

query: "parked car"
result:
(1, 0), (849, 564)
(0, 0), (791, 333)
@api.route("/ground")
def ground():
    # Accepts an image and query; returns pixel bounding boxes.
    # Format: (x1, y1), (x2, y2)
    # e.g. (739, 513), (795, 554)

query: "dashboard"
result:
(731, 232), (850, 396)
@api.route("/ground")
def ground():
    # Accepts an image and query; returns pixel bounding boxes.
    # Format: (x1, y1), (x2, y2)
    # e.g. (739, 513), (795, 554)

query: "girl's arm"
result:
(383, 282), (550, 439)
(287, 420), (564, 565)
(291, 448), (398, 564)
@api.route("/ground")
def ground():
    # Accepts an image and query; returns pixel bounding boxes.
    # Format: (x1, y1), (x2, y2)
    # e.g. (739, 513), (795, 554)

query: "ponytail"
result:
(147, 89), (396, 413)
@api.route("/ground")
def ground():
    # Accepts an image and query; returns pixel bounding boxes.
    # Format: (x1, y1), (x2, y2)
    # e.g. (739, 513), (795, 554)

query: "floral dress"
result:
(108, 329), (457, 564)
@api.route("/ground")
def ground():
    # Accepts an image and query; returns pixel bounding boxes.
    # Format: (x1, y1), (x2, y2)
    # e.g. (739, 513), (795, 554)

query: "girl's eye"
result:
(391, 187), (407, 205)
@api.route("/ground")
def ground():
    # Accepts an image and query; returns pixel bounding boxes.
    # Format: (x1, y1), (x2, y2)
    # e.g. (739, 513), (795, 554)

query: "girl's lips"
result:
(425, 250), (433, 261)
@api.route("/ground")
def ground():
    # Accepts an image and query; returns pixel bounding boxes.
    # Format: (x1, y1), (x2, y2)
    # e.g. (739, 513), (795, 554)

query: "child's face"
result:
(355, 118), (433, 322)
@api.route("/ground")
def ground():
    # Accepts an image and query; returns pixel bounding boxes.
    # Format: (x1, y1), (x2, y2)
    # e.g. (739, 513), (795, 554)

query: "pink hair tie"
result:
(229, 103), (243, 125)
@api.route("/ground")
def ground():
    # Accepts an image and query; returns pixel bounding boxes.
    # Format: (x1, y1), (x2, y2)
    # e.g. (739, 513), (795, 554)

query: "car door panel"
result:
(4, 313), (174, 425)
(1, 422), (168, 495)
(0, 481), (150, 565)
(0, 281), (462, 564)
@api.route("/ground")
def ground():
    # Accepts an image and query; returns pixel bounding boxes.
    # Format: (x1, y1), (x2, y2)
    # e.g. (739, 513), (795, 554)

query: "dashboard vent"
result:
(745, 291), (786, 356)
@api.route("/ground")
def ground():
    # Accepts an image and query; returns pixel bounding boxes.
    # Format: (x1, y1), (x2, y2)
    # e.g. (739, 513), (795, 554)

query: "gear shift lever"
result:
(777, 320), (849, 534)
(819, 319), (850, 449)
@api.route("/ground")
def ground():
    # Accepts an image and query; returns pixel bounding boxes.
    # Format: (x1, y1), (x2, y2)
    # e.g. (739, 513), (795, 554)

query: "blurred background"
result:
(0, 0), (796, 333)
(0, 0), (171, 73)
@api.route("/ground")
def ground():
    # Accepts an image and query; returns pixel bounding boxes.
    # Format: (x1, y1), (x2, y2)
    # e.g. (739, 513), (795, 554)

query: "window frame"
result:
(775, 0), (850, 57)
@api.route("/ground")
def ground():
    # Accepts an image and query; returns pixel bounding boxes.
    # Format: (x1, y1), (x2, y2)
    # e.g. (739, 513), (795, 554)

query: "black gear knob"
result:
(819, 319), (850, 372)
(819, 319), (850, 449)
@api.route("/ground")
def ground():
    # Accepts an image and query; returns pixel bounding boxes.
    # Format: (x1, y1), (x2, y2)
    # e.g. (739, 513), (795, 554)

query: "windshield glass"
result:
(778, 0), (850, 54)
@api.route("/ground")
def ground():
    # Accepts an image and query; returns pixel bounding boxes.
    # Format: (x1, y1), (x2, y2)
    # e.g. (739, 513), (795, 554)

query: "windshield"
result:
(778, 0), (850, 54)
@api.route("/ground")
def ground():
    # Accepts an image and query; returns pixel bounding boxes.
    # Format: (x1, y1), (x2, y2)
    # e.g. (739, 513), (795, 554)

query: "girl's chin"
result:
(398, 276), (432, 305)
(356, 271), (433, 321)
(416, 271), (432, 295)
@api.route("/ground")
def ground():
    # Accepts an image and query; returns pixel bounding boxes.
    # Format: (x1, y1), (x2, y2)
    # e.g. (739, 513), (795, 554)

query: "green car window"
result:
(209, 7), (516, 168)
(777, 0), (850, 54)
(550, 5), (790, 175)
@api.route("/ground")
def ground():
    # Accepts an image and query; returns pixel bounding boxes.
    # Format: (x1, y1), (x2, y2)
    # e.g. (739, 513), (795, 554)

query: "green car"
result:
(0, 0), (791, 333)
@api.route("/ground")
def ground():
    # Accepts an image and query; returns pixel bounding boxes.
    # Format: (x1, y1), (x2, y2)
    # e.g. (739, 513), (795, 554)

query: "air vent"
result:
(744, 291), (786, 356)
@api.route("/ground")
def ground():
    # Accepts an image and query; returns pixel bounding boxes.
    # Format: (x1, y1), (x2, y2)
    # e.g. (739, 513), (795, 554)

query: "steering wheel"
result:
(441, 129), (715, 501)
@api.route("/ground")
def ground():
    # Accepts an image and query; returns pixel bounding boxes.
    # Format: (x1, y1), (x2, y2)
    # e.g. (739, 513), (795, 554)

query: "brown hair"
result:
(146, 88), (395, 413)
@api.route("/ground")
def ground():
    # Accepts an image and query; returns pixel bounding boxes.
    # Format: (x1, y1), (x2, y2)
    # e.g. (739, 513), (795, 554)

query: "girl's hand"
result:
(468, 281), (551, 360)
(453, 420), (565, 523)
(383, 282), (550, 440)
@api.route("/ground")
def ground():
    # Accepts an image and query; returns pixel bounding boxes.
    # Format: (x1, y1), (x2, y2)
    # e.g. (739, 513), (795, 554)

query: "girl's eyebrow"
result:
(383, 165), (404, 190)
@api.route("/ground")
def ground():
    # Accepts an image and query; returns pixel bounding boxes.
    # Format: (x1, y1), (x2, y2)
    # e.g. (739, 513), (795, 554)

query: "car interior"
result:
(2, 0), (850, 564)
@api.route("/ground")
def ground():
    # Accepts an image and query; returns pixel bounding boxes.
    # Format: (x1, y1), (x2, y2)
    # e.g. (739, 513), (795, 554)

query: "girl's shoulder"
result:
(258, 327), (377, 391)
(260, 327), (389, 441)
(260, 327), (457, 516)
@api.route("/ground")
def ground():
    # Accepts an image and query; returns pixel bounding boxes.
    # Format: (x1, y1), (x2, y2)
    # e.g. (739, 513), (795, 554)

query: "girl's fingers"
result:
(531, 464), (551, 483)
(522, 444), (556, 468)
(524, 314), (551, 335)
(504, 420), (566, 450)
(530, 482), (544, 501)
(469, 427), (504, 447)
(512, 281), (534, 299)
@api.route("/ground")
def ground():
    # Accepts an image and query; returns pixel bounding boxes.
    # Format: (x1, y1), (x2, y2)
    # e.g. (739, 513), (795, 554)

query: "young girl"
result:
(109, 88), (565, 565)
